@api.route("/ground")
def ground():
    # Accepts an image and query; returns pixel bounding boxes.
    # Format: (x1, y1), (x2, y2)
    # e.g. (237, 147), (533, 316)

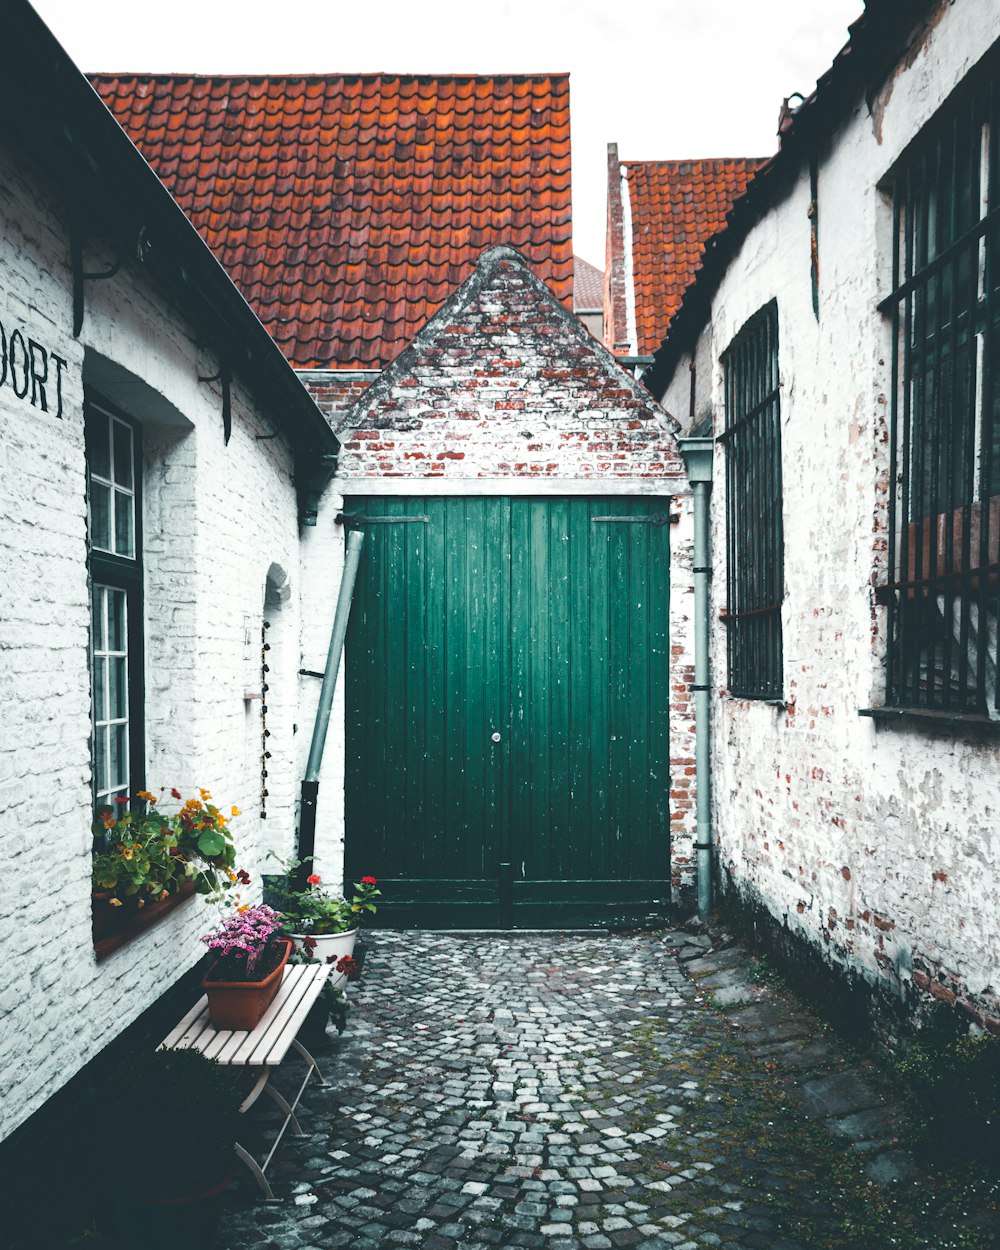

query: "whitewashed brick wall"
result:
(0, 138), (308, 1142)
(657, 0), (1000, 1027)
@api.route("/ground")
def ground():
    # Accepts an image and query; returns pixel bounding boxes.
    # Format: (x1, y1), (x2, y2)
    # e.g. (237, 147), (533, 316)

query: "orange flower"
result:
(231, 806), (241, 817)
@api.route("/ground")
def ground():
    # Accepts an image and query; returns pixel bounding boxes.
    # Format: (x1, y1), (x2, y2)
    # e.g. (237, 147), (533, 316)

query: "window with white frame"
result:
(87, 396), (144, 806)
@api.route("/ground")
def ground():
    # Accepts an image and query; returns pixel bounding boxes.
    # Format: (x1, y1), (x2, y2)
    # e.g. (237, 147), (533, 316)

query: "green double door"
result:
(344, 495), (671, 928)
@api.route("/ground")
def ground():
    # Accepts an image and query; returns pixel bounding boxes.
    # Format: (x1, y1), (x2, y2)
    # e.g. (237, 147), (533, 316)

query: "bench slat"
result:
(161, 964), (331, 1067)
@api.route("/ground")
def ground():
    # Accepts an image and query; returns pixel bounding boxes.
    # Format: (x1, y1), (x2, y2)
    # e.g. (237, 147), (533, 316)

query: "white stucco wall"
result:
(0, 139), (309, 1141)
(658, 0), (1000, 1025)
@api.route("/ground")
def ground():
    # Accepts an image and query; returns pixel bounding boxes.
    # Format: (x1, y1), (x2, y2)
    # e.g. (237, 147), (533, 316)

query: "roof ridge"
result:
(88, 71), (571, 84)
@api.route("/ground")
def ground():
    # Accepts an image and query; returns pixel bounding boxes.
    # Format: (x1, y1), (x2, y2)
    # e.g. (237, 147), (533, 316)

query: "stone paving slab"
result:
(219, 929), (912, 1249)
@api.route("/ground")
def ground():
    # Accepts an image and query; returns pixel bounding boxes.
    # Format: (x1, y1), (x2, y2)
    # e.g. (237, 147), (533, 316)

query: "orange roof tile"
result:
(624, 158), (762, 355)
(89, 73), (573, 369)
(573, 254), (603, 311)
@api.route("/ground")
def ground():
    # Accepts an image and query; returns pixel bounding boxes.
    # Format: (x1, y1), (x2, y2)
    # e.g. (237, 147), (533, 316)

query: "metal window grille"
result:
(87, 397), (144, 809)
(880, 62), (1000, 716)
(721, 300), (784, 698)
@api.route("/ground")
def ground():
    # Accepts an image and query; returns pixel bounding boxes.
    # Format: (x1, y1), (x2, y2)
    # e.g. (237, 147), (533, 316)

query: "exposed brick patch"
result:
(335, 246), (685, 488)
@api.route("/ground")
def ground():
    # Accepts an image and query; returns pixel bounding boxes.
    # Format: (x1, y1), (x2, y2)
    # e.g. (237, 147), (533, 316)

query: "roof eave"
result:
(1, 1), (335, 456)
(643, 0), (939, 398)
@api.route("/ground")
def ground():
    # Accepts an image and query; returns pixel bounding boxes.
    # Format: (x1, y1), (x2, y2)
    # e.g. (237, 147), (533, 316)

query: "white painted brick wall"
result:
(657, 0), (1000, 1026)
(0, 139), (308, 1141)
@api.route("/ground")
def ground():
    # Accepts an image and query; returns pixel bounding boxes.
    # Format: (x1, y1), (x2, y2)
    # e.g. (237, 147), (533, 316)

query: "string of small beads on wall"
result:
(261, 620), (271, 819)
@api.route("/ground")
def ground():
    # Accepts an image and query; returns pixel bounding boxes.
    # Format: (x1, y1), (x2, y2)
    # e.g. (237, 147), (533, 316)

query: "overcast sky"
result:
(33, 0), (864, 267)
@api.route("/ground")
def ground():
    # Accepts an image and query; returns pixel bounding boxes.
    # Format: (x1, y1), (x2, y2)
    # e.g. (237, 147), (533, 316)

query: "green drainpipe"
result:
(678, 436), (714, 920)
(297, 526), (365, 883)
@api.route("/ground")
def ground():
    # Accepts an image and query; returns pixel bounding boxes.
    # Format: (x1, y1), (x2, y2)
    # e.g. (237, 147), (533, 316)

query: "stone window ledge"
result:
(858, 707), (1000, 736)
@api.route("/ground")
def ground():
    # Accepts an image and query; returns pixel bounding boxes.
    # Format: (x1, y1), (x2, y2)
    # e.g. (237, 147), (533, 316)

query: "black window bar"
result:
(879, 58), (1000, 718)
(719, 300), (784, 699)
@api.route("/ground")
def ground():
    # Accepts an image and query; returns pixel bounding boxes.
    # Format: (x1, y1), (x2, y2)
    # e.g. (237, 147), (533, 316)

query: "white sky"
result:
(33, 0), (864, 268)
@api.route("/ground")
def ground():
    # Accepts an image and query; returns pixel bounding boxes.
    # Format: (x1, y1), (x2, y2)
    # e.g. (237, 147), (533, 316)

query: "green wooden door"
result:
(344, 495), (671, 928)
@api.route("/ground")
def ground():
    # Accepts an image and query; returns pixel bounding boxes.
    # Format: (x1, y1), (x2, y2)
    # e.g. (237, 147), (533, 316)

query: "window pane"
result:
(93, 656), (107, 722)
(107, 589), (126, 653)
(95, 727), (108, 800)
(114, 490), (134, 558)
(110, 723), (128, 792)
(92, 586), (105, 649)
(113, 419), (134, 490)
(90, 482), (111, 553)
(90, 410), (111, 479)
(110, 657), (127, 720)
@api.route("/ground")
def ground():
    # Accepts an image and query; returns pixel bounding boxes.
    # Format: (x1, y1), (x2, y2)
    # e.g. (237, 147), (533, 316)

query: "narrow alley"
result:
(224, 930), (968, 1250)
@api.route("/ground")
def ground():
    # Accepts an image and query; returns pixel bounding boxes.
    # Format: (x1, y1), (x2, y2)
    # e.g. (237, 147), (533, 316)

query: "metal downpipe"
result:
(679, 437), (714, 919)
(297, 527), (365, 878)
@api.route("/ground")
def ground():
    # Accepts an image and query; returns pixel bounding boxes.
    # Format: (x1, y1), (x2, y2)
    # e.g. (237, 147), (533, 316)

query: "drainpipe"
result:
(678, 436), (714, 920)
(296, 526), (365, 883)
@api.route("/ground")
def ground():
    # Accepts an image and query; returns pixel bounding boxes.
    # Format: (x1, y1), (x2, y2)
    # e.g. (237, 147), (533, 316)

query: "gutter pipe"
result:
(678, 436), (715, 919)
(296, 527), (365, 881)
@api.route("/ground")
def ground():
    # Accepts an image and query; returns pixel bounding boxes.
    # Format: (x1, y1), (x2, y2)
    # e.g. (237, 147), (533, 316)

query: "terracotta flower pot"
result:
(202, 938), (292, 1031)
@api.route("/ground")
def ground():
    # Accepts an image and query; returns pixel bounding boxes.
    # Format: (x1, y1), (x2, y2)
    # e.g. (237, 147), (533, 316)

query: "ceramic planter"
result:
(202, 938), (292, 1030)
(291, 928), (357, 989)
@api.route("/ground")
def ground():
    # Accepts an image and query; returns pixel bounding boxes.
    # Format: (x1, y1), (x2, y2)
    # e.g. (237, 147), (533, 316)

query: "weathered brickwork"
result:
(336, 246), (686, 490)
(656, 0), (1000, 1029)
(667, 495), (697, 892)
(300, 371), (379, 427)
(0, 138), (313, 1141)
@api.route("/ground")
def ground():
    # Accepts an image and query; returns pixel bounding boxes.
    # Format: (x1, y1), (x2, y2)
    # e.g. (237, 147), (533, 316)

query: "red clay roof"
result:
(89, 74), (573, 369)
(624, 158), (762, 355)
(573, 254), (603, 310)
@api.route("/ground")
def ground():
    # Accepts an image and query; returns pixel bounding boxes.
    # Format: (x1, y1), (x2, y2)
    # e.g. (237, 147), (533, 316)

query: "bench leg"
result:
(291, 1036), (327, 1086)
(263, 1082), (306, 1137)
(240, 1070), (272, 1114)
(234, 1141), (276, 1202)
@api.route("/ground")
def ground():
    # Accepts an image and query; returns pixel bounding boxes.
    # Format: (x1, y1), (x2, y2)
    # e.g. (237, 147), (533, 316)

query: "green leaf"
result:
(197, 830), (226, 858)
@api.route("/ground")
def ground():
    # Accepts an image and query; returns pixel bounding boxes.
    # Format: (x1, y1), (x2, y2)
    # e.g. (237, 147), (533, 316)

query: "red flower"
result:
(307, 873), (322, 886)
(360, 875), (377, 886)
(302, 936), (317, 954)
(336, 955), (360, 979)
(236, 868), (251, 885)
(114, 796), (129, 805)
(170, 788), (182, 799)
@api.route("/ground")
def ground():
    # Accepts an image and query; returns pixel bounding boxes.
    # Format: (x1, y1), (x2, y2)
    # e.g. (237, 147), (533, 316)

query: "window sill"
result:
(858, 707), (1000, 736)
(93, 880), (197, 961)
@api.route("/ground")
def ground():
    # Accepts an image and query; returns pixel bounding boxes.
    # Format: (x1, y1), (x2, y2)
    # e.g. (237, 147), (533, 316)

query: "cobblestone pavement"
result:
(222, 929), (900, 1250)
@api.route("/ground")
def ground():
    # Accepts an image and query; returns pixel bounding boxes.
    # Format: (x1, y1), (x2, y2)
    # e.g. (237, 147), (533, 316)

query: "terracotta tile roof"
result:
(624, 158), (762, 355)
(573, 254), (603, 311)
(88, 74), (573, 369)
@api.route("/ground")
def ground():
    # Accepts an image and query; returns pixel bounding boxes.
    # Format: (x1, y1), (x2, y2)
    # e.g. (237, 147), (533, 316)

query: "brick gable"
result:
(335, 245), (684, 490)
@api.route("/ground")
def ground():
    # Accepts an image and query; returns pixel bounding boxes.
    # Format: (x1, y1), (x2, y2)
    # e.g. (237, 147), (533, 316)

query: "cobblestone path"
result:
(225, 930), (836, 1249)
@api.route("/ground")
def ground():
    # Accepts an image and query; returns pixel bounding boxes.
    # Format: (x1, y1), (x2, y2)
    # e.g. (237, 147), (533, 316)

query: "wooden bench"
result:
(161, 963), (331, 1200)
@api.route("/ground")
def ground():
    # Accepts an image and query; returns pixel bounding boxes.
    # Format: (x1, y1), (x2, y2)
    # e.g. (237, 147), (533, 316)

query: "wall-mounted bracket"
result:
(198, 360), (233, 444)
(72, 226), (149, 338)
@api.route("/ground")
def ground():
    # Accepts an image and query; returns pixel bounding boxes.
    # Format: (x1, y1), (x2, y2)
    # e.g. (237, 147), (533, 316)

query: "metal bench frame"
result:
(161, 963), (331, 1200)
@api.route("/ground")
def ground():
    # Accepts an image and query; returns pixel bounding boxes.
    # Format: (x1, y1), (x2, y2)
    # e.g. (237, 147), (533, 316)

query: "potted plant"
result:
(265, 861), (380, 989)
(200, 903), (292, 1030)
(102, 1048), (243, 1250)
(288, 942), (352, 1047)
(91, 788), (240, 936)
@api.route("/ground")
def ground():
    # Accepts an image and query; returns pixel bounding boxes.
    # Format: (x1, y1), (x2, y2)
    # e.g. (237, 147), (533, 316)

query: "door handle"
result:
(490, 731), (501, 743)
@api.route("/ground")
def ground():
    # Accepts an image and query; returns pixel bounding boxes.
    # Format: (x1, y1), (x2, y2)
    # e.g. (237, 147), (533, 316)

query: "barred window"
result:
(721, 301), (784, 699)
(879, 63), (999, 718)
(87, 396), (144, 806)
